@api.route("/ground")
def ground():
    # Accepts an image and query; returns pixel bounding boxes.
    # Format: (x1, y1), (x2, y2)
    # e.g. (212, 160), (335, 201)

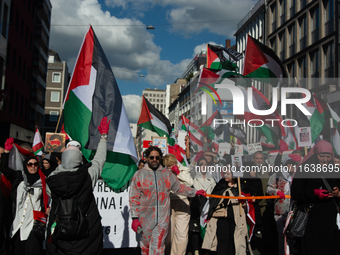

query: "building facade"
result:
(44, 49), (69, 134)
(0, 0), (51, 144)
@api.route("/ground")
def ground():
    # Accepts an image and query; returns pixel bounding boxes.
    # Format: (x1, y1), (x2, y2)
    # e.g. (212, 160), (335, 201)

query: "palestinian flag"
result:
(178, 115), (204, 153)
(168, 144), (189, 167)
(32, 127), (43, 156)
(281, 119), (299, 150)
(138, 96), (175, 146)
(300, 95), (324, 142)
(207, 44), (242, 71)
(243, 35), (287, 86)
(332, 128), (340, 155)
(236, 85), (285, 147)
(63, 25), (138, 190)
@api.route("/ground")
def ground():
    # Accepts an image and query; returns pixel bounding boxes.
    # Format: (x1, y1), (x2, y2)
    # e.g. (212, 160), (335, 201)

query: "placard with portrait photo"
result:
(45, 133), (66, 152)
(297, 127), (312, 147)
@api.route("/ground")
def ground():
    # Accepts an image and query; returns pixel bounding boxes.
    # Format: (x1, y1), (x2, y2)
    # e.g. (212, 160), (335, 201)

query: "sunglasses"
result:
(149, 156), (160, 160)
(27, 162), (38, 167)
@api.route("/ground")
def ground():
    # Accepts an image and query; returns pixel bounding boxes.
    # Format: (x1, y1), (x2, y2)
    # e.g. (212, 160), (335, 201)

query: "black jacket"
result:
(46, 165), (102, 255)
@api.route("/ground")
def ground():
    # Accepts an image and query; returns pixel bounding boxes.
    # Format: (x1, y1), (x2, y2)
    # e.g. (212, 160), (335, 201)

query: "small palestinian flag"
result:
(207, 44), (242, 70)
(137, 96), (175, 146)
(32, 127), (44, 156)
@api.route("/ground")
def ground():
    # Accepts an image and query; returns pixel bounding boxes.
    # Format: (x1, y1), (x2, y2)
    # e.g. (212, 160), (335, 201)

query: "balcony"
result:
(272, 21), (276, 32)
(280, 50), (285, 61)
(325, 18), (334, 36)
(312, 27), (319, 43)
(290, 5), (295, 17)
(300, 36), (306, 50)
(280, 14), (285, 25)
(289, 43), (295, 57)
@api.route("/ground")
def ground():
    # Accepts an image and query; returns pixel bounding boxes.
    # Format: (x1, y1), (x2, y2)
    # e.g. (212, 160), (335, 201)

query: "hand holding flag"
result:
(98, 117), (110, 135)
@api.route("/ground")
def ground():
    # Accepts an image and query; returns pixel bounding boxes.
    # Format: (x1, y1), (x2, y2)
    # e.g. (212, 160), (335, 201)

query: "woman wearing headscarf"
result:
(189, 155), (216, 255)
(291, 140), (340, 255)
(0, 138), (49, 255)
(41, 154), (59, 177)
(267, 154), (301, 255)
(45, 117), (109, 255)
(202, 168), (251, 255)
(163, 153), (193, 255)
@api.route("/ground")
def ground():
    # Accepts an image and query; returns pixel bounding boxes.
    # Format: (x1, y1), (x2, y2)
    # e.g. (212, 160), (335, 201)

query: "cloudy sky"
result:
(49, 0), (256, 123)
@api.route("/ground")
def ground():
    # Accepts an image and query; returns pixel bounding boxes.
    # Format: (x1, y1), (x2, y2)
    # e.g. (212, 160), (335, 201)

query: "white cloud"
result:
(50, 0), (253, 90)
(104, 0), (255, 38)
(122, 94), (142, 123)
(50, 0), (161, 79)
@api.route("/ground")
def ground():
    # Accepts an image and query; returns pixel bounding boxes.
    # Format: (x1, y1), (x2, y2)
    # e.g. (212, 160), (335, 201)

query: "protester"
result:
(129, 146), (206, 255)
(334, 154), (340, 165)
(45, 117), (110, 255)
(241, 163), (264, 239)
(41, 154), (58, 177)
(291, 140), (340, 255)
(202, 169), (251, 254)
(267, 154), (301, 255)
(138, 159), (145, 170)
(189, 155), (216, 255)
(163, 153), (193, 255)
(0, 138), (49, 255)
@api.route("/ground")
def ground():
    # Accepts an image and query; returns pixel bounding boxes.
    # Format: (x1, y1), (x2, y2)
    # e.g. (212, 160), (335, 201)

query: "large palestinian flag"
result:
(137, 96), (175, 146)
(243, 35), (287, 86)
(63, 25), (138, 190)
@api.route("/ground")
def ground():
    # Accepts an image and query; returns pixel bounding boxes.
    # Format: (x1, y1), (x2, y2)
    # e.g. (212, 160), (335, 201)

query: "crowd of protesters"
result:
(1, 126), (340, 255)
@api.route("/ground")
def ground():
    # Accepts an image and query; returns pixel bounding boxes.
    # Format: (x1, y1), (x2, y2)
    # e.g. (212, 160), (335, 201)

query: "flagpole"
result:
(238, 177), (242, 216)
(55, 108), (63, 133)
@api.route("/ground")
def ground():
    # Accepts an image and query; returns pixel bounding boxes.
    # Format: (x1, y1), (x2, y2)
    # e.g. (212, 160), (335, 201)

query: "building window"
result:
(18, 55), (21, 76)
(52, 72), (61, 82)
(15, 10), (19, 31)
(311, 7), (320, 30)
(50, 111), (59, 122)
(144, 93), (148, 96)
(324, 42), (334, 77)
(20, 18), (24, 38)
(310, 50), (319, 77)
(288, 62), (295, 80)
(298, 57), (307, 80)
(271, 3), (277, 31)
(157, 99), (159, 102)
(51, 91), (60, 102)
(325, 0), (334, 22)
(23, 61), (26, 81)
(2, 4), (8, 38)
(12, 49), (16, 71)
(270, 37), (276, 51)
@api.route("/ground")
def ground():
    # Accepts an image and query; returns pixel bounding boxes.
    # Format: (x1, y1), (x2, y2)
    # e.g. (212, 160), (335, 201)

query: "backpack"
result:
(53, 196), (89, 241)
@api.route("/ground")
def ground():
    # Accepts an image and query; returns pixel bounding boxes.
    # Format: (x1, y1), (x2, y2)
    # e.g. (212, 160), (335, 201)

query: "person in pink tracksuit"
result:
(129, 146), (206, 255)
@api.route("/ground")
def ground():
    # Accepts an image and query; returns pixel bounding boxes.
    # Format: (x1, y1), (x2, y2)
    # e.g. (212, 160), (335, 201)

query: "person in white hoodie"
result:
(164, 153), (194, 255)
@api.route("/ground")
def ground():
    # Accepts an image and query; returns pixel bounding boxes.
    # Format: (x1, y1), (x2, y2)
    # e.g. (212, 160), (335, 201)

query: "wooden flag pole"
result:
(238, 177), (242, 216)
(304, 146), (308, 157)
(55, 108), (64, 133)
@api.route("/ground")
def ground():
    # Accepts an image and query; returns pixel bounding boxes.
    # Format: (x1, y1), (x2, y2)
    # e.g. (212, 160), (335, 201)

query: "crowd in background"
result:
(1, 129), (340, 255)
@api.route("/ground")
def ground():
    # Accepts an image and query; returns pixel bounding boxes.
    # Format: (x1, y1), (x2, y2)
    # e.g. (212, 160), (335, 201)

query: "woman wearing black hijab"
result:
(41, 154), (58, 177)
(0, 138), (49, 255)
